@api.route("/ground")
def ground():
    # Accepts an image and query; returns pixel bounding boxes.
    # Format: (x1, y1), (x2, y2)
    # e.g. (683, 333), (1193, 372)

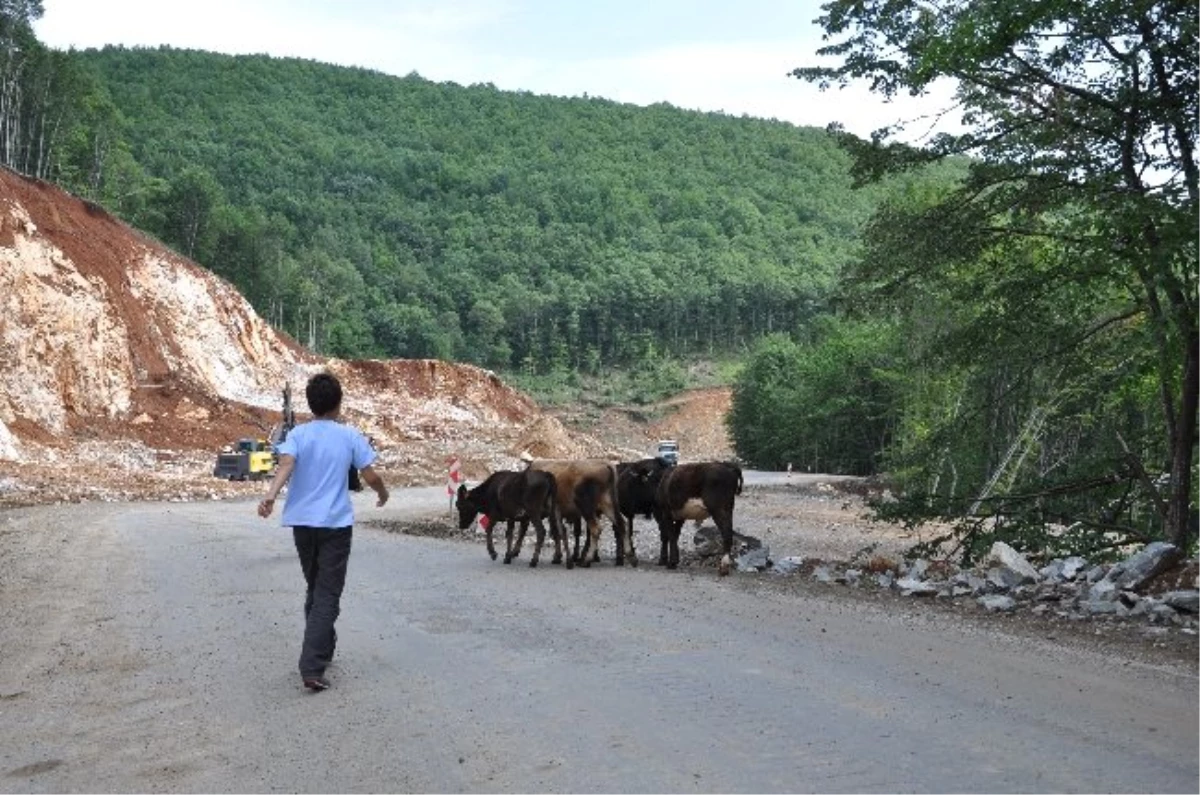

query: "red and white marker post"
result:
(446, 456), (463, 512)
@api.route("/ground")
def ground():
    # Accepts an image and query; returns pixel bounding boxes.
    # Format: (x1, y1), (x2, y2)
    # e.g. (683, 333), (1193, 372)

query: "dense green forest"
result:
(58, 46), (943, 377)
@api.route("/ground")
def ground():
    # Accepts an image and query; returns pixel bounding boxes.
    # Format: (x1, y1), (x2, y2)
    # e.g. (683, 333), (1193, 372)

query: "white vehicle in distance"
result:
(655, 439), (679, 466)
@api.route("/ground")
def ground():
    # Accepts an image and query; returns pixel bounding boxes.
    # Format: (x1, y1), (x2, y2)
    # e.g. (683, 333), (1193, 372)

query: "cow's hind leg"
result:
(713, 505), (735, 576)
(577, 517), (603, 568)
(503, 519), (517, 564)
(667, 519), (684, 569)
(656, 512), (669, 566)
(613, 514), (626, 567)
(551, 515), (573, 569)
(529, 517), (547, 568)
(620, 512), (638, 568)
(549, 518), (563, 565)
(511, 518), (530, 561)
(570, 517), (584, 563)
(485, 516), (498, 561)
(575, 490), (600, 567)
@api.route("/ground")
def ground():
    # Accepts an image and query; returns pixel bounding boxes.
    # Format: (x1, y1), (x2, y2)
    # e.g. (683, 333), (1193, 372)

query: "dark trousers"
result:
(292, 526), (352, 677)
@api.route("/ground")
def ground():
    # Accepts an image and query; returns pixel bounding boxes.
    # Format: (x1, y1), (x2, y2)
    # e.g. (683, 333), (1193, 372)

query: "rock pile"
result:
(732, 537), (1199, 633)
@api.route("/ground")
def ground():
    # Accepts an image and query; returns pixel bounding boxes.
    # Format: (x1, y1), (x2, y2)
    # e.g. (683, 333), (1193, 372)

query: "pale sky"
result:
(35, 0), (958, 141)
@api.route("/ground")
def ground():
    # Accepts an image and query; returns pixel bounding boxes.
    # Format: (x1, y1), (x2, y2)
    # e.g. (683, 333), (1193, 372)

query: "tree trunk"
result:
(1167, 332), (1198, 547)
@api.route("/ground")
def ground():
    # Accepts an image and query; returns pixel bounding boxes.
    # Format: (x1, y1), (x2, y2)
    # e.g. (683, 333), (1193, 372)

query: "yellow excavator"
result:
(212, 437), (275, 481)
(212, 384), (296, 481)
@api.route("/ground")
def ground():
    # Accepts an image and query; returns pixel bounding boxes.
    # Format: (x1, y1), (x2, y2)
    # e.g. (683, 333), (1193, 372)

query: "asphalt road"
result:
(0, 487), (1196, 793)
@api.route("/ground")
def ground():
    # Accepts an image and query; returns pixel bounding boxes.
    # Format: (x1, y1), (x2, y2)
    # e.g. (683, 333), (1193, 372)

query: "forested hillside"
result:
(71, 46), (925, 373)
(725, 0), (1197, 557)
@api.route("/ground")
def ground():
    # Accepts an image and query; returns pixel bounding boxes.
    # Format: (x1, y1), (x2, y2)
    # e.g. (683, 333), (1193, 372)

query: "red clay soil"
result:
(647, 387), (734, 460)
(0, 166), (739, 506)
(3, 169), (187, 383)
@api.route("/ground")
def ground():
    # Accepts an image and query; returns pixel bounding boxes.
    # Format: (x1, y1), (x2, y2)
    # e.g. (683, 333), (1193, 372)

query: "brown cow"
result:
(524, 456), (634, 568)
(654, 461), (743, 575)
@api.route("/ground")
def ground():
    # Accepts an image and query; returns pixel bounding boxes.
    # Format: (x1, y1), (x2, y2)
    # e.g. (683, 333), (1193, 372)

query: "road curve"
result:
(0, 491), (1195, 793)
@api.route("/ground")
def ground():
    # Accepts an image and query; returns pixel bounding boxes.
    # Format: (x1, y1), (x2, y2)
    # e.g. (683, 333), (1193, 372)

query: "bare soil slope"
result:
(549, 386), (735, 463)
(0, 168), (633, 504)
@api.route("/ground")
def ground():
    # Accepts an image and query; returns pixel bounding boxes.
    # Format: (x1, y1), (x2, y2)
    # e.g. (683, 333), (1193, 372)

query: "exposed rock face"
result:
(1, 201), (135, 440)
(0, 169), (308, 453)
(0, 167), (585, 483)
(0, 420), (18, 460)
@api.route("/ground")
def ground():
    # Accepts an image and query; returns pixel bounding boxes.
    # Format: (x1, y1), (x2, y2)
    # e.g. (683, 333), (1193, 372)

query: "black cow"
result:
(455, 468), (567, 568)
(654, 461), (744, 575)
(616, 456), (672, 547)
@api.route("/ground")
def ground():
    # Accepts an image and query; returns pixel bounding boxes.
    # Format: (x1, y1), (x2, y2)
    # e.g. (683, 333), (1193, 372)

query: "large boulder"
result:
(952, 572), (989, 595)
(1061, 556), (1090, 579)
(735, 546), (771, 572)
(1162, 590), (1199, 614)
(896, 577), (939, 596)
(771, 556), (805, 575)
(985, 541), (1041, 585)
(1106, 542), (1183, 592)
(693, 525), (760, 557)
(978, 595), (1017, 612)
(1088, 577), (1120, 603)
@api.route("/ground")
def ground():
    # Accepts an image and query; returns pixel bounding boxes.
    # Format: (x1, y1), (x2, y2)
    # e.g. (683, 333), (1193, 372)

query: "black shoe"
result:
(302, 676), (330, 692)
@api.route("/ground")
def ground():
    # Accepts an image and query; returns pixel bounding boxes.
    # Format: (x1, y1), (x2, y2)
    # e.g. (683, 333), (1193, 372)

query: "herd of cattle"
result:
(454, 457), (744, 576)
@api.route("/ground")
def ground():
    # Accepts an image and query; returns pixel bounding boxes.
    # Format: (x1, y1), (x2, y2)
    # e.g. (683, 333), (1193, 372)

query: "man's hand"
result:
(360, 465), (388, 508)
(258, 455), (294, 520)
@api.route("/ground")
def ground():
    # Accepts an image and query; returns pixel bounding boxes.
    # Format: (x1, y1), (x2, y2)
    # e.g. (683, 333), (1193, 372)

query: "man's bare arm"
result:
(257, 454), (296, 518)
(359, 465), (389, 507)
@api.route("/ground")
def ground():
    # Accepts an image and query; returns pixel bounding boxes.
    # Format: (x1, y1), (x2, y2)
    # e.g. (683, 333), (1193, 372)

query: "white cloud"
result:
(474, 40), (962, 141)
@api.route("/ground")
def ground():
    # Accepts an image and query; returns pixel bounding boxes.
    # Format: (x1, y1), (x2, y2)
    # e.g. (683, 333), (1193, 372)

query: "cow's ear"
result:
(457, 483), (467, 498)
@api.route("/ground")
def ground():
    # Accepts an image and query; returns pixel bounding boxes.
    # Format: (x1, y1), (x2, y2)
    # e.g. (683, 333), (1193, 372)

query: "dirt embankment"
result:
(2, 166), (684, 504)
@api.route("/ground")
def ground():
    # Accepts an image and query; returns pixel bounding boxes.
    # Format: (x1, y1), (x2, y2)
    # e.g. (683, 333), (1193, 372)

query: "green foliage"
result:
(628, 354), (687, 406)
(728, 318), (905, 475)
(789, 0), (1198, 554)
(67, 45), (920, 366)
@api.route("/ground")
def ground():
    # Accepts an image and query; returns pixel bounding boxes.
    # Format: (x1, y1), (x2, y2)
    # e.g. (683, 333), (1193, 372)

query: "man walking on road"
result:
(257, 372), (389, 692)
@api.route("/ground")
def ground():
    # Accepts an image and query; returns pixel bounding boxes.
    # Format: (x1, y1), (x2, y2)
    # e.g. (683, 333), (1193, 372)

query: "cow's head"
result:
(639, 457), (671, 483)
(628, 458), (669, 515)
(454, 483), (482, 529)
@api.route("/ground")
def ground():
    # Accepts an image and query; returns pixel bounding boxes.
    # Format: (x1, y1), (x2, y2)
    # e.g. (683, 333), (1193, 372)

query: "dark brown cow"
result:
(524, 457), (634, 568)
(455, 468), (566, 568)
(654, 461), (743, 575)
(616, 456), (672, 545)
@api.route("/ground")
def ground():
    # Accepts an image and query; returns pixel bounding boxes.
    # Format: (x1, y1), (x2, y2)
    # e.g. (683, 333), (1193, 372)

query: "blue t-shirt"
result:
(276, 419), (376, 529)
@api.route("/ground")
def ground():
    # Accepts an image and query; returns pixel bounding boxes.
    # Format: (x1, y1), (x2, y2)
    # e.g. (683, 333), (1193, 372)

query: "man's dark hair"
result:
(305, 372), (343, 416)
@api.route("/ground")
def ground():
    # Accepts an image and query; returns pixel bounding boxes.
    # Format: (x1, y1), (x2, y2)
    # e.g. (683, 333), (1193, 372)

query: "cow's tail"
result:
(544, 472), (562, 539)
(731, 462), (743, 495)
(607, 462), (625, 535)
